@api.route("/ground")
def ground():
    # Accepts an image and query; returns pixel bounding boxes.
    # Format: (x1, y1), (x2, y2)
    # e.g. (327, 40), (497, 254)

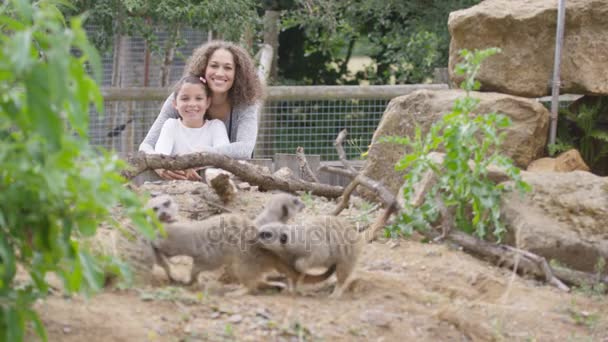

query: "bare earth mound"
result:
(34, 183), (608, 341)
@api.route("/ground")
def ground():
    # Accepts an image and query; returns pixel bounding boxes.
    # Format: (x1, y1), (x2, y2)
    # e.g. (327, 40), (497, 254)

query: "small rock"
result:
(211, 312), (221, 319)
(255, 308), (271, 319)
(387, 240), (400, 249)
(360, 309), (392, 328)
(62, 326), (72, 334)
(237, 182), (251, 191)
(228, 314), (243, 324)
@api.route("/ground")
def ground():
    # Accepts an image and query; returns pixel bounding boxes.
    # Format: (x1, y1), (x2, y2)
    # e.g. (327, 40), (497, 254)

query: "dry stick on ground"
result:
(330, 129), (400, 242)
(295, 146), (319, 183)
(122, 152), (343, 198)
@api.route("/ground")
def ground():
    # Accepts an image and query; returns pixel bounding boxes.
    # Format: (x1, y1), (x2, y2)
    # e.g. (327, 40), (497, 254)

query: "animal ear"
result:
(281, 204), (288, 218)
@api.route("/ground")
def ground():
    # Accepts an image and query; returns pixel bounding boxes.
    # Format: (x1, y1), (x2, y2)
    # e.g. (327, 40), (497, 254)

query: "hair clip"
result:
(199, 76), (207, 84)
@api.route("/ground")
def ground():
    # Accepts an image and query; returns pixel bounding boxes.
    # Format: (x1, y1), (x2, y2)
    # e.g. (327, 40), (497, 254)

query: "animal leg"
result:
(329, 262), (356, 298)
(153, 247), (178, 283)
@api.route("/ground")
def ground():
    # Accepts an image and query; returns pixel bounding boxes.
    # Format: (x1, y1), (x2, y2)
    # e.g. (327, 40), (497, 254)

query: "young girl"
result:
(155, 75), (230, 156)
(154, 75), (230, 181)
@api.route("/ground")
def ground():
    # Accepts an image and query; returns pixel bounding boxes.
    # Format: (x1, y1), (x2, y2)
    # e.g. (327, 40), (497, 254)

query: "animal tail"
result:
(301, 263), (337, 284)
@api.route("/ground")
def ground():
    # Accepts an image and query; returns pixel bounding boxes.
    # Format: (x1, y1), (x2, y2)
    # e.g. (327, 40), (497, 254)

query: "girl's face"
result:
(205, 48), (235, 95)
(173, 83), (210, 128)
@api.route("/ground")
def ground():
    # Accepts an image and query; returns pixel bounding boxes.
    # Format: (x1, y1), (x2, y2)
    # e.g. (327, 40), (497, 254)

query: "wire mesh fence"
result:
(255, 98), (388, 161)
(94, 85), (450, 160)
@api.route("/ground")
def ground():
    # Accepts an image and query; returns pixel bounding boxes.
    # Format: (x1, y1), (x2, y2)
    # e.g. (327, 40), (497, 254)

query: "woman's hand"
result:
(155, 168), (189, 180)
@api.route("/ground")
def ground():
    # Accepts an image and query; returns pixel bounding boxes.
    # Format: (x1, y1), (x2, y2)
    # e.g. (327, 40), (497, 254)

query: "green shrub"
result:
(383, 48), (530, 241)
(0, 1), (156, 340)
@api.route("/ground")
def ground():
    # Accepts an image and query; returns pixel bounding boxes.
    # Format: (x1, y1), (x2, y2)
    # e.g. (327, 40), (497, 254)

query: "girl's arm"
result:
(211, 102), (260, 159)
(154, 119), (177, 155)
(139, 94), (179, 153)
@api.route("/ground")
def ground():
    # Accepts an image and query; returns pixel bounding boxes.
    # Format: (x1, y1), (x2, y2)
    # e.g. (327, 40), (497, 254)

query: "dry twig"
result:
(296, 146), (319, 183)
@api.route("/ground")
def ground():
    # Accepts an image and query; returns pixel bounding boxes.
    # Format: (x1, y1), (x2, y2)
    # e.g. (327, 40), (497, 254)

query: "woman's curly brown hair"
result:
(183, 40), (263, 107)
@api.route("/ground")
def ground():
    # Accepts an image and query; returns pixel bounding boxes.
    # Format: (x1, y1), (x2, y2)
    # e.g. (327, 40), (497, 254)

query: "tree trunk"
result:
(160, 24), (181, 87)
(263, 10), (281, 83)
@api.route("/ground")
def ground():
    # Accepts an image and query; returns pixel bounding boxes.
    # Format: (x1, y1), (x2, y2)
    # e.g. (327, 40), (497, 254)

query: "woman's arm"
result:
(208, 119), (230, 147)
(139, 94), (179, 153)
(211, 102), (260, 159)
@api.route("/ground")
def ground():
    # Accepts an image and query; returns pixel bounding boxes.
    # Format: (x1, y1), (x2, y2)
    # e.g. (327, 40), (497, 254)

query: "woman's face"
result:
(205, 48), (235, 96)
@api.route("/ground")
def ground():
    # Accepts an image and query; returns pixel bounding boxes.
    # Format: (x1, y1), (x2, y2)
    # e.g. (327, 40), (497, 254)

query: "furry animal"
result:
(254, 192), (305, 226)
(147, 193), (332, 293)
(257, 215), (363, 297)
(146, 194), (179, 223)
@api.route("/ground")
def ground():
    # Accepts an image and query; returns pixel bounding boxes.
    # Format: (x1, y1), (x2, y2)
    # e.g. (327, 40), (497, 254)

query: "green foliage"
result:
(0, 1), (156, 340)
(279, 0), (481, 85)
(66, 0), (261, 85)
(384, 48), (530, 241)
(548, 97), (608, 172)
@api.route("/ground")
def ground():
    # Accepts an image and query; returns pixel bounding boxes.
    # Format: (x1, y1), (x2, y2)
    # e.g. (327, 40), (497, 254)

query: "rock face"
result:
(527, 149), (590, 172)
(361, 89), (549, 195)
(501, 171), (608, 274)
(448, 0), (608, 97)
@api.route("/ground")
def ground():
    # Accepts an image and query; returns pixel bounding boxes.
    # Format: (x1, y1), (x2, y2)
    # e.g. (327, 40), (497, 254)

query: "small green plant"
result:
(567, 308), (600, 329)
(0, 1), (156, 340)
(383, 48), (530, 241)
(300, 191), (316, 211)
(548, 97), (608, 171)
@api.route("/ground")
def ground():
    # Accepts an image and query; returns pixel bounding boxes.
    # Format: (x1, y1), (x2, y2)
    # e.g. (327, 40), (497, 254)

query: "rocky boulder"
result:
(361, 89), (549, 195)
(448, 0), (608, 97)
(501, 171), (608, 274)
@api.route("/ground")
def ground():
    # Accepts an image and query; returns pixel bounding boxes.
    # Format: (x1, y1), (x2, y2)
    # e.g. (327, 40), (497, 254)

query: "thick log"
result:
(121, 152), (344, 198)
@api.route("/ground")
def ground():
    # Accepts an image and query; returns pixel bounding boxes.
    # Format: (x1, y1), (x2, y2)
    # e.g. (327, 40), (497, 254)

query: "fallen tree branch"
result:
(122, 152), (344, 198)
(296, 146), (319, 183)
(318, 165), (356, 179)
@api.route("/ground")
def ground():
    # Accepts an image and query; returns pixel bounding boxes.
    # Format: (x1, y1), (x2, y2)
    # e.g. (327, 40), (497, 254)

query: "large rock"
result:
(448, 0), (608, 97)
(361, 89), (549, 195)
(501, 171), (608, 274)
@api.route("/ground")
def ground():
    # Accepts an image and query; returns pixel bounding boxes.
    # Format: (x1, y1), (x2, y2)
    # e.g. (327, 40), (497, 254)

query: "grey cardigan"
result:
(139, 95), (260, 159)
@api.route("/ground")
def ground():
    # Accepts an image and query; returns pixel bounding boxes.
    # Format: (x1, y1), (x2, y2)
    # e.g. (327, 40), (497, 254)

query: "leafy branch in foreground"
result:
(0, 1), (156, 341)
(383, 47), (530, 241)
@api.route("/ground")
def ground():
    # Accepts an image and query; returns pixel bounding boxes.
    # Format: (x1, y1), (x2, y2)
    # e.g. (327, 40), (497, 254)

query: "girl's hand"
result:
(154, 168), (188, 180)
(184, 168), (203, 181)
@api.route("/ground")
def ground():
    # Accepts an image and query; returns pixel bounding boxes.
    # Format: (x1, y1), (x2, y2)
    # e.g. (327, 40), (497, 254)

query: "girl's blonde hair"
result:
(183, 40), (263, 107)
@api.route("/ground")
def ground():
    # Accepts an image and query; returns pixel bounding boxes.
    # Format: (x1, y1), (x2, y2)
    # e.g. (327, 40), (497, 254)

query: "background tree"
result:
(278, 0), (481, 85)
(68, 0), (261, 86)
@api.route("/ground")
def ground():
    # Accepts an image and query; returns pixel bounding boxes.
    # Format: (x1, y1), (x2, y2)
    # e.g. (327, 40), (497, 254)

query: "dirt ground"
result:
(34, 181), (608, 341)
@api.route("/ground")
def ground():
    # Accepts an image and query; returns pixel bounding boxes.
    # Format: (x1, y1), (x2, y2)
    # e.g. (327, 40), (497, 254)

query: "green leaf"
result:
(79, 250), (104, 292)
(9, 0), (33, 24)
(23, 308), (47, 342)
(5, 306), (24, 342)
(8, 29), (33, 75)
(25, 64), (63, 150)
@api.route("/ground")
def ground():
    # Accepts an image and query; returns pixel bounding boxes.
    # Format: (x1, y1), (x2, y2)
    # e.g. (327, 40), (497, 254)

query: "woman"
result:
(139, 40), (264, 180)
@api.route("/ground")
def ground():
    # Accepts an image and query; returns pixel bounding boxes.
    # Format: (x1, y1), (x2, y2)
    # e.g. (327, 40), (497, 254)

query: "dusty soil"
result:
(34, 181), (608, 341)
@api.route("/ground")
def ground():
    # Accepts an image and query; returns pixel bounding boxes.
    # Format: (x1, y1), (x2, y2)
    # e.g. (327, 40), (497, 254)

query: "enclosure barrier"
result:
(95, 84), (449, 161)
